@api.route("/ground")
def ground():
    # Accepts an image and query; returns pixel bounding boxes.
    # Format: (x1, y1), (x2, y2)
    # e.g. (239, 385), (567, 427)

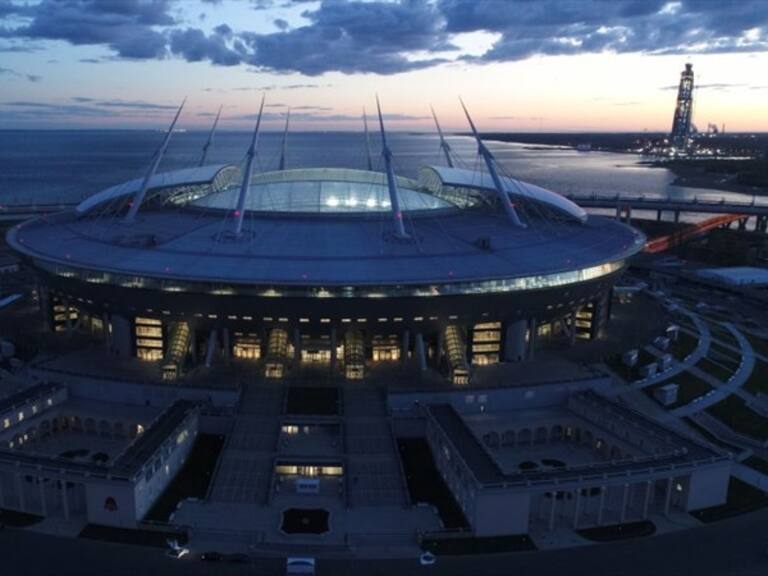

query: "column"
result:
(615, 204), (621, 220)
(503, 320), (526, 362)
(573, 489), (582, 529)
(63, 299), (73, 337)
(664, 477), (673, 515)
(674, 210), (680, 223)
(597, 486), (606, 525)
(102, 312), (111, 350)
(330, 327), (337, 370)
(16, 473), (25, 512)
(110, 314), (132, 357)
(620, 483), (629, 522)
(293, 328), (301, 364)
(61, 481), (70, 520)
(204, 328), (217, 368)
(527, 317), (537, 361)
(401, 330), (410, 362)
(38, 284), (51, 332)
(642, 480), (652, 519)
(38, 478), (47, 516)
(415, 333), (427, 371)
(222, 327), (231, 365)
(656, 209), (662, 221)
(548, 492), (557, 531)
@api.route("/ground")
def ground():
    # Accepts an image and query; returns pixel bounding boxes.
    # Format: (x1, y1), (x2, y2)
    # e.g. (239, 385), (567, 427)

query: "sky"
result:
(0, 0), (767, 132)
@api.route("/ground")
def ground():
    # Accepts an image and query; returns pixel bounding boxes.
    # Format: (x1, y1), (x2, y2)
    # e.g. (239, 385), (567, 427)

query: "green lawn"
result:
(707, 395), (768, 441)
(667, 331), (699, 361)
(743, 360), (768, 396)
(696, 357), (737, 383)
(709, 343), (741, 363)
(745, 333), (768, 358)
(708, 324), (739, 349)
(646, 371), (713, 409)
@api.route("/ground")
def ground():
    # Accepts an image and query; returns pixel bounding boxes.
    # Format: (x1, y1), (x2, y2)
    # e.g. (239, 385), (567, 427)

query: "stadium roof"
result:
(9, 166), (645, 289)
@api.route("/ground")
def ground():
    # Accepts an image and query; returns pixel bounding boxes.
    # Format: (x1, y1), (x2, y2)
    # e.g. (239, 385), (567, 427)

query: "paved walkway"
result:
(667, 323), (754, 419)
(626, 312), (711, 392)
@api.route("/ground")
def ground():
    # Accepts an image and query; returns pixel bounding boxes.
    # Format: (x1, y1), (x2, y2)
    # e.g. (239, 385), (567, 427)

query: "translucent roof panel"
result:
(191, 169), (453, 214)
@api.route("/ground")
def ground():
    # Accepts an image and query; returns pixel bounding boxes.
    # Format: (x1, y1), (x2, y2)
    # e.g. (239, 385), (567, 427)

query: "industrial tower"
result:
(670, 63), (694, 152)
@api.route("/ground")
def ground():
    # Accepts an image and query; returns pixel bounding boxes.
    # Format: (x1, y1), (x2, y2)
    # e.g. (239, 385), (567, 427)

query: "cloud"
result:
(169, 25), (243, 65)
(1, 0), (767, 76)
(0, 66), (40, 82)
(3, 0), (173, 59)
(237, 110), (429, 122)
(439, 0), (768, 63)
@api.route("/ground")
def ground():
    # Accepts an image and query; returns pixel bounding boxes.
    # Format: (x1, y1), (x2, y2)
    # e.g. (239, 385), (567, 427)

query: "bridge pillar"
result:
(674, 210), (680, 223)
(623, 206), (632, 225)
(738, 217), (747, 231)
(656, 209), (662, 221)
(615, 205), (622, 220)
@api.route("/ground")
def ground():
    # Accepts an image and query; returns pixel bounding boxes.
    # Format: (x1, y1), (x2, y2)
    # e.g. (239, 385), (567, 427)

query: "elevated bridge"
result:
(565, 194), (768, 232)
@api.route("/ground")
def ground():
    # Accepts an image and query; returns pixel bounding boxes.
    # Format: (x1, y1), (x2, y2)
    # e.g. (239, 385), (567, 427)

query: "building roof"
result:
(426, 392), (724, 487)
(8, 166), (645, 290)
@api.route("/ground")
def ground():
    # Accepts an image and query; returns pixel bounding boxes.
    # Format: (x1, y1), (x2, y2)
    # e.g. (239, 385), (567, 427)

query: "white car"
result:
(419, 551), (436, 566)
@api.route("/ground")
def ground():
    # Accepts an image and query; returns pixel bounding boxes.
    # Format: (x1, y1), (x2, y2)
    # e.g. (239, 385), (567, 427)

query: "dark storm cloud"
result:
(239, 0), (454, 75)
(1, 0), (766, 75)
(438, 0), (768, 63)
(2, 0), (173, 59)
(169, 25), (243, 65)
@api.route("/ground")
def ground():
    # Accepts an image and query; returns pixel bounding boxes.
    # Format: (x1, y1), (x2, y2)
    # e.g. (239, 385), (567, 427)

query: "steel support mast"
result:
(376, 97), (408, 239)
(460, 98), (525, 228)
(124, 99), (185, 223)
(233, 94), (265, 237)
(198, 105), (222, 167)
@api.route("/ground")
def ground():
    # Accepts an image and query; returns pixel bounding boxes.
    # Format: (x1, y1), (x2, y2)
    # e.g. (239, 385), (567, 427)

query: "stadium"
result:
(6, 104), (644, 387)
(1, 102), (731, 548)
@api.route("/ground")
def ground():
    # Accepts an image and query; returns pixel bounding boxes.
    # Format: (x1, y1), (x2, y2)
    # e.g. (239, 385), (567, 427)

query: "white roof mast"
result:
(124, 99), (185, 223)
(233, 94), (265, 237)
(278, 109), (290, 171)
(376, 96), (408, 239)
(199, 105), (222, 167)
(430, 106), (453, 168)
(460, 98), (525, 228)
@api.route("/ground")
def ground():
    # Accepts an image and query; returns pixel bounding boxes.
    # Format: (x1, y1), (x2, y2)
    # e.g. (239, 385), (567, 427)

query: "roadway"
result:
(1, 506), (767, 575)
